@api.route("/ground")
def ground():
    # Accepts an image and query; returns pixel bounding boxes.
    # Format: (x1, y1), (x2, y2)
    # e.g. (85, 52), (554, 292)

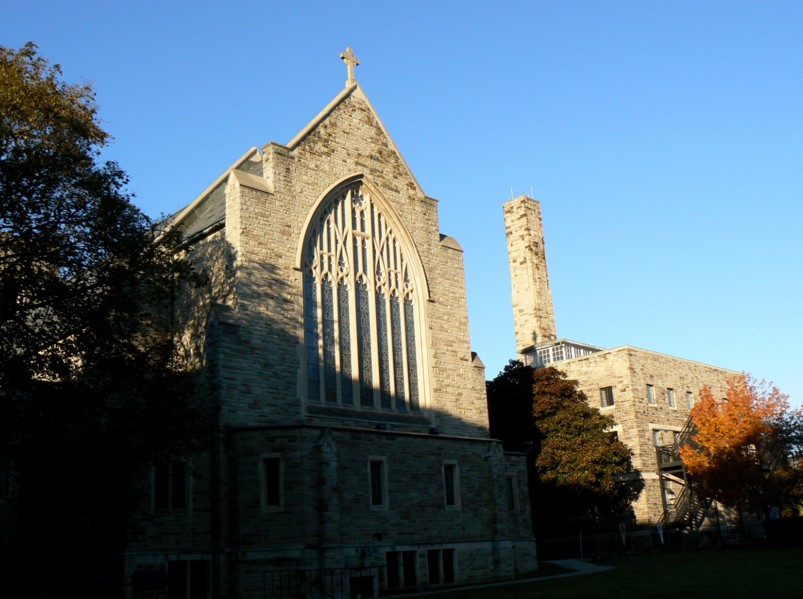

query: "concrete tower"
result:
(504, 195), (557, 355)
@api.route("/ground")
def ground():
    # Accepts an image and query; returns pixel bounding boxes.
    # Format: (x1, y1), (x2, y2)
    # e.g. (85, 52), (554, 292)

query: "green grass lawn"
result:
(419, 545), (803, 598)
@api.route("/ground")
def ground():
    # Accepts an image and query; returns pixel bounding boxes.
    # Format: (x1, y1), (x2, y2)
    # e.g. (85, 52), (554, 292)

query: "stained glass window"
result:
(322, 279), (337, 403)
(304, 272), (320, 403)
(357, 281), (373, 407)
(391, 296), (405, 411)
(302, 183), (422, 413)
(376, 292), (392, 410)
(405, 297), (419, 411)
(338, 281), (353, 405)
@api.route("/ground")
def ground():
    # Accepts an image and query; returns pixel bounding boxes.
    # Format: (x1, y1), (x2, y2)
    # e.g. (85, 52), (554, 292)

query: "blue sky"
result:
(4, 2), (801, 405)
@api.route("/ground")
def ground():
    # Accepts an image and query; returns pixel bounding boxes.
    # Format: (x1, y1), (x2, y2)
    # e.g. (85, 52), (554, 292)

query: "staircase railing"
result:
(661, 481), (711, 529)
(657, 414), (711, 529)
(672, 416), (696, 456)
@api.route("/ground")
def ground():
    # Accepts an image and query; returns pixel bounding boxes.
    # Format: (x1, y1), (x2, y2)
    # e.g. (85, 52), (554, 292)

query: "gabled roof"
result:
(280, 82), (425, 199)
(162, 148), (262, 241)
(166, 76), (427, 242)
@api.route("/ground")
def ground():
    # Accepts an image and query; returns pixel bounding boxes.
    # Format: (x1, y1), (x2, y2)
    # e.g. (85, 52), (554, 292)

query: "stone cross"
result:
(340, 47), (360, 87)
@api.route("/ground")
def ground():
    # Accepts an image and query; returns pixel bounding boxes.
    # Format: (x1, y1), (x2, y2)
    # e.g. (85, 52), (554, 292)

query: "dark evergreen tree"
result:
(488, 361), (643, 538)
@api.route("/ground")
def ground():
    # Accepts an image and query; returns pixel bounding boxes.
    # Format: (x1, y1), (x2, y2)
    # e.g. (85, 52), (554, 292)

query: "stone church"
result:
(504, 195), (738, 525)
(123, 49), (536, 598)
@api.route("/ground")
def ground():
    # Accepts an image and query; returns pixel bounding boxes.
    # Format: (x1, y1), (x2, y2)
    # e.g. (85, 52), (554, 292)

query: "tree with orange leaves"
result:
(679, 374), (803, 520)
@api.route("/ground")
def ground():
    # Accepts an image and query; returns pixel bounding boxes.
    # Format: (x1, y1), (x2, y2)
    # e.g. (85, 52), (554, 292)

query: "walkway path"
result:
(544, 559), (616, 575)
(413, 559), (615, 597)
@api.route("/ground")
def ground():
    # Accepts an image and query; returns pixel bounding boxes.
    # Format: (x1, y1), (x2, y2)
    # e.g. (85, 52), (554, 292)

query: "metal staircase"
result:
(656, 416), (712, 529)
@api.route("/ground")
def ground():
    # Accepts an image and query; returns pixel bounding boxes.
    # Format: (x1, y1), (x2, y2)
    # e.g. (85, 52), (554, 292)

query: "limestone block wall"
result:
(176, 230), (235, 373)
(122, 452), (217, 594)
(503, 196), (557, 352)
(223, 426), (536, 596)
(558, 346), (737, 522)
(151, 82), (530, 597)
(427, 236), (489, 434)
(203, 86), (488, 435)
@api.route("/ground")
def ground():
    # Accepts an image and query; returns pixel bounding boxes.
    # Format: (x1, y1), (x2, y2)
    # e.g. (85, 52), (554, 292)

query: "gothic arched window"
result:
(303, 182), (422, 413)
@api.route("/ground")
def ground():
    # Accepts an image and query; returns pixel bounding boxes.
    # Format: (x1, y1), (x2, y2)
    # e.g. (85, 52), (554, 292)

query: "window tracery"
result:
(303, 183), (421, 412)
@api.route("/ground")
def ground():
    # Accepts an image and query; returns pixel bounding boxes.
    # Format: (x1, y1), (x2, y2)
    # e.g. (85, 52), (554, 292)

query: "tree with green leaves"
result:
(487, 361), (643, 536)
(0, 41), (212, 453)
(1, 42), (212, 595)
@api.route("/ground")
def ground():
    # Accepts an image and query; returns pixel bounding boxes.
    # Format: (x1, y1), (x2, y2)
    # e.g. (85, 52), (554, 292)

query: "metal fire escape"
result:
(656, 416), (712, 529)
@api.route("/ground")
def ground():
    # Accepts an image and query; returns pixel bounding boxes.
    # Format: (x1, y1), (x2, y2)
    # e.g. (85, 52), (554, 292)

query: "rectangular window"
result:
(443, 462), (460, 509)
(154, 462), (188, 511)
(386, 550), (417, 590)
(686, 391), (694, 409)
(369, 458), (387, 509)
(262, 456), (282, 510)
(0, 458), (13, 501)
(168, 560), (210, 599)
(427, 549), (456, 585)
(600, 386), (614, 408)
(647, 384), (655, 405)
(506, 476), (518, 511)
(667, 388), (676, 408)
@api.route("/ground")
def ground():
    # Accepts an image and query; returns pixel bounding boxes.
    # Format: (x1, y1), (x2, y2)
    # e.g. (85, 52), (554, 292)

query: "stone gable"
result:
(130, 60), (537, 597)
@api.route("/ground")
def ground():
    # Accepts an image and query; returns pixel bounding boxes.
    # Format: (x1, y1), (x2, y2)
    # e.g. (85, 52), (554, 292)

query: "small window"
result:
(261, 456), (282, 510)
(427, 549), (456, 585)
(0, 458), (13, 501)
(168, 560), (210, 599)
(600, 386), (614, 408)
(686, 391), (694, 409)
(506, 476), (518, 511)
(647, 384), (655, 405)
(154, 462), (188, 511)
(443, 462), (460, 509)
(653, 429), (679, 447)
(386, 550), (417, 590)
(369, 458), (387, 509)
(667, 388), (676, 408)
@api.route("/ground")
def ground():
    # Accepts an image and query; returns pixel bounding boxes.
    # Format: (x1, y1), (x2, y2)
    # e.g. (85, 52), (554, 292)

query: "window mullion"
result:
(385, 240), (398, 409)
(345, 197), (360, 408)
(332, 205), (345, 406)
(366, 202), (381, 408)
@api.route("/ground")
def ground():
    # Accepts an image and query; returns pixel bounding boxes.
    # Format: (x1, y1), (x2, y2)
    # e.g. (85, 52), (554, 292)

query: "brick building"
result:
(122, 50), (537, 597)
(504, 195), (737, 524)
